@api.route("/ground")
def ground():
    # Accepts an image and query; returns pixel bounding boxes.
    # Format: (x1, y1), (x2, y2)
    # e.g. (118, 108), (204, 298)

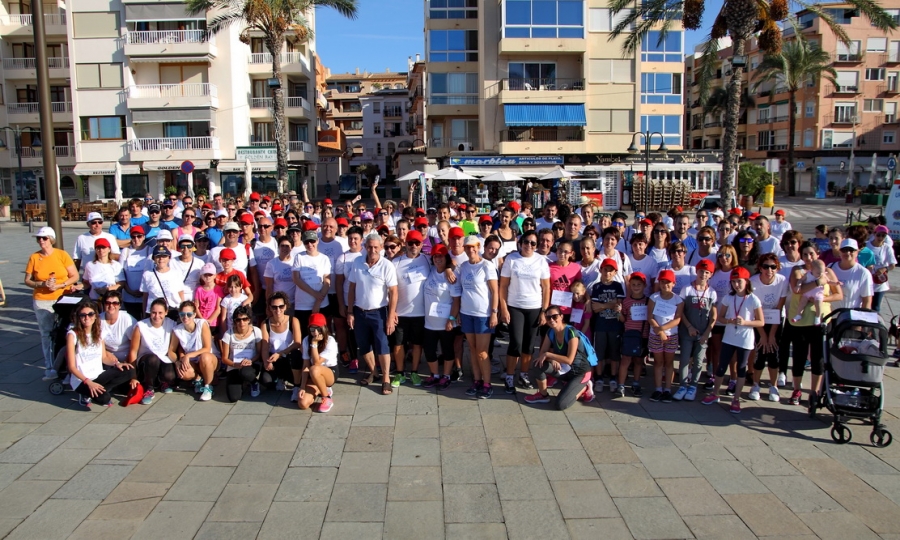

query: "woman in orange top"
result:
(24, 226), (79, 380)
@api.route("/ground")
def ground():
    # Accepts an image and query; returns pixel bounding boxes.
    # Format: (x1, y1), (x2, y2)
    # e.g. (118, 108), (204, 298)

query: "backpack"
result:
(548, 325), (599, 367)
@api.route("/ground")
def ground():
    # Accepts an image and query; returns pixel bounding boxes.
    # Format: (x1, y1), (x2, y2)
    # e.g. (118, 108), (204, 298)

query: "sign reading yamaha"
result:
(449, 156), (564, 167)
(236, 146), (278, 162)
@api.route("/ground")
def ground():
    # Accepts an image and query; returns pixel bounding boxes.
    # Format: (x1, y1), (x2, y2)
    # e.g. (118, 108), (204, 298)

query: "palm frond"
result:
(205, 11), (251, 37)
(845, 0), (898, 32)
(311, 0), (358, 19)
(609, 0), (684, 54)
(798, 3), (850, 45)
(696, 37), (721, 106)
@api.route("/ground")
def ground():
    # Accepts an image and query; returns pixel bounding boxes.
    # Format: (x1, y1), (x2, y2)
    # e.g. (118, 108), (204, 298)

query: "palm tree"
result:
(754, 39), (836, 196)
(609, 0), (896, 211)
(703, 86), (755, 148)
(187, 0), (358, 194)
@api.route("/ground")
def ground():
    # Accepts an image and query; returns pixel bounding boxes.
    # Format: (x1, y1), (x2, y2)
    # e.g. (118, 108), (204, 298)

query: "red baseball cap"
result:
(416, 208), (426, 216)
(508, 201), (521, 211)
(774, 209), (785, 216)
(130, 225), (145, 236)
(324, 198), (333, 205)
(641, 218), (653, 226)
(202, 203), (212, 209)
(123, 382), (145, 407)
(729, 208), (743, 215)
(274, 218), (288, 228)
(308, 313), (326, 327)
(749, 212), (760, 220)
(601, 257), (618, 270)
(658, 269), (676, 283)
(262, 195), (271, 202)
(406, 230), (424, 243)
(479, 215), (493, 224)
(431, 244), (448, 256)
(449, 227), (465, 239)
(630, 272), (647, 283)
(696, 259), (715, 273)
(303, 220), (319, 231)
(458, 204), (467, 211)
(336, 217), (349, 226)
(219, 248), (236, 260)
(249, 192), (261, 201)
(239, 214), (255, 225)
(377, 224), (390, 233)
(731, 267), (751, 280)
(272, 203), (282, 211)
(414, 217), (429, 228)
(94, 237), (111, 249)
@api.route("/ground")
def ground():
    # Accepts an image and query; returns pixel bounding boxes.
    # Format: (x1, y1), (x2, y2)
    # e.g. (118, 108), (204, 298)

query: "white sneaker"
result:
(291, 387), (300, 402)
(748, 385), (761, 401)
(250, 382), (261, 398)
(199, 385), (213, 402)
(609, 380), (618, 393)
(42, 369), (58, 381)
(672, 386), (688, 401)
(777, 373), (786, 388)
(769, 386), (780, 402)
(684, 386), (698, 401)
(275, 379), (285, 392)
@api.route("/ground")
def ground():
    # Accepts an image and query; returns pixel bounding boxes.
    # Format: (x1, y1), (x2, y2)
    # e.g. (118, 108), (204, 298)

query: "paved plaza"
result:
(0, 222), (900, 539)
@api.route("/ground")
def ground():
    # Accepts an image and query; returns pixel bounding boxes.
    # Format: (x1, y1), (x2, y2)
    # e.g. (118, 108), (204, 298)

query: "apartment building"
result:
(315, 54), (349, 194)
(392, 55), (437, 182)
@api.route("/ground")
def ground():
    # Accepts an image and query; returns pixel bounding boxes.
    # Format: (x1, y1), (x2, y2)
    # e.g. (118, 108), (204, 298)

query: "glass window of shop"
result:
(103, 174), (149, 199)
(220, 170), (298, 198)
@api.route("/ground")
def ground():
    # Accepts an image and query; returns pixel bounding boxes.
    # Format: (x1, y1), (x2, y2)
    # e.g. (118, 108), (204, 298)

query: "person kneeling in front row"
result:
(524, 306), (594, 410)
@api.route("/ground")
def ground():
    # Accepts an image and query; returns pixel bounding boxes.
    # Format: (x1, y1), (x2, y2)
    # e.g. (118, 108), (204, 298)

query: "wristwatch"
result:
(491, 308), (499, 314)
(448, 315), (457, 321)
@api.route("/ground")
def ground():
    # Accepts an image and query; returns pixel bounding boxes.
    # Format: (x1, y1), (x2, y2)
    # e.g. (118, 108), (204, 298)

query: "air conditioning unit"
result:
(458, 142), (473, 151)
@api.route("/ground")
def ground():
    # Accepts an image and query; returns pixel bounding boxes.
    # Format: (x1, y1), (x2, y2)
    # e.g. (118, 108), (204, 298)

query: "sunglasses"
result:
(761, 264), (778, 270)
(613, 222), (625, 227)
(522, 241), (537, 247)
(698, 236), (712, 242)
(183, 215), (195, 219)
(717, 253), (733, 258)
(654, 230), (667, 234)
(104, 301), (120, 306)
(149, 210), (161, 214)
(179, 312), (195, 318)
(131, 234), (144, 239)
(673, 250), (686, 254)
(260, 224), (273, 229)
(739, 238), (754, 243)
(351, 221), (361, 225)
(309, 326), (323, 333)
(234, 317), (250, 322)
(303, 239), (317, 244)
(78, 312), (96, 318)
(547, 313), (562, 321)
(179, 243), (194, 249)
(89, 220), (103, 225)
(635, 215), (645, 220)
(406, 241), (421, 246)
(36, 236), (49, 241)
(279, 244), (292, 249)
(385, 244), (399, 249)
(270, 304), (286, 310)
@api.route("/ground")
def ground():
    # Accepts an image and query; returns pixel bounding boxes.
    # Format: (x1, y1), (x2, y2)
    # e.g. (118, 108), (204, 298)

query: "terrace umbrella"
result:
(539, 167), (578, 180)
(396, 169), (435, 182)
(433, 167), (477, 181)
(480, 171), (525, 182)
(244, 158), (252, 200)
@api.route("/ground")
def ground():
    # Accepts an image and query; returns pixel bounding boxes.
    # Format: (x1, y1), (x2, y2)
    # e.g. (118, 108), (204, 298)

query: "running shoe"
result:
(701, 394), (720, 405)
(769, 386), (780, 402)
(730, 398), (741, 414)
(789, 389), (802, 405)
(140, 389), (155, 405)
(725, 380), (736, 396)
(518, 373), (534, 389)
(409, 372), (423, 387)
(615, 385), (626, 398)
(275, 379), (286, 392)
(193, 378), (204, 394)
(318, 397), (334, 413)
(504, 375), (516, 395)
(609, 380), (618, 393)
(42, 369), (58, 381)
(291, 387), (300, 402)
(777, 372), (787, 387)
(649, 390), (663, 402)
(391, 373), (406, 388)
(546, 375), (557, 388)
(200, 385), (213, 402)
(524, 391), (550, 404)
(450, 367), (463, 382)
(437, 376), (451, 390)
(160, 382), (173, 394)
(660, 390), (673, 403)
(423, 375), (440, 388)
(684, 386), (698, 401)
(748, 385), (761, 401)
(672, 386), (688, 401)
(348, 359), (359, 374)
(250, 382), (261, 398)
(631, 384), (644, 397)
(703, 379), (715, 391)
(580, 380), (595, 403)
(78, 395), (91, 408)
(465, 381), (481, 396)
(477, 384), (493, 399)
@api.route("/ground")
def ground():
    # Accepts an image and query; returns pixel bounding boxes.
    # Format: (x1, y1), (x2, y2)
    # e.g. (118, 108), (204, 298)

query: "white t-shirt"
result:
(777, 256), (805, 280)
(579, 258), (602, 290)
(648, 247), (669, 265)
(252, 238), (278, 290)
(83, 260), (124, 301)
(721, 292), (763, 349)
(501, 252), (550, 310)
(770, 220), (792, 241)
(450, 250), (468, 269)
(264, 257), (296, 300)
(534, 216), (558, 230)
(598, 250), (632, 285)
(867, 240), (897, 293)
(120, 246), (152, 303)
(292, 252), (332, 311)
(756, 235), (784, 257)
(655, 262), (696, 296)
(629, 254), (658, 296)
(687, 247), (718, 267)
(210, 243), (256, 276)
(649, 292), (683, 336)
(318, 237), (348, 295)
(73, 231), (121, 263)
(423, 267), (462, 330)
(139, 268), (185, 311)
(829, 261), (874, 310)
(458, 259), (498, 318)
(221, 294), (248, 331)
(101, 311), (136, 361)
(266, 318), (297, 354)
(67, 329), (104, 390)
(136, 318), (176, 362)
(173, 319), (213, 354)
(709, 270), (735, 326)
(222, 326), (262, 369)
(301, 335), (338, 367)
(348, 255), (399, 310)
(750, 274), (788, 311)
(170, 257), (203, 300)
(336, 251), (363, 306)
(393, 254), (431, 317)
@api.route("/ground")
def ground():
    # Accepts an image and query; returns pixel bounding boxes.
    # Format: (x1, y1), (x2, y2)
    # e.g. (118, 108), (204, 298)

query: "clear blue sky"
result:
(314, 0), (722, 74)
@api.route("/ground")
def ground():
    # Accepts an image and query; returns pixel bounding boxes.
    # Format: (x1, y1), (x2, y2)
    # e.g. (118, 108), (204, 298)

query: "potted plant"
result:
(0, 195), (10, 218)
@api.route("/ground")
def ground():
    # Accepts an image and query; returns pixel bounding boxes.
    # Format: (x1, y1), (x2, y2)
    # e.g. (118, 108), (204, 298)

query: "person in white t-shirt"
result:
(829, 239), (874, 310)
(170, 235), (203, 301)
(769, 209), (792, 241)
(748, 254), (788, 402)
(335, 227), (365, 373)
(292, 230), (332, 324)
(702, 267), (765, 414)
(389, 232), (431, 388)
(297, 312), (339, 412)
(168, 300), (218, 402)
(140, 246), (186, 315)
(264, 237), (297, 308)
(73, 212), (121, 271)
(100, 291), (136, 363)
(534, 202), (559, 231)
(127, 298), (178, 405)
(647, 270), (684, 403)
(867, 225), (897, 311)
(753, 215), (784, 257)
(82, 237), (125, 301)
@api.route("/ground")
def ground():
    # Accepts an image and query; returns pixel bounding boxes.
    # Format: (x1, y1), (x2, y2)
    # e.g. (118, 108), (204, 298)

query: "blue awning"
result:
(504, 104), (587, 127)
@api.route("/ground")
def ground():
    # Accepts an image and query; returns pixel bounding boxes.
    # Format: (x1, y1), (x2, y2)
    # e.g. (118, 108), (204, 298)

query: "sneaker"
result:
(615, 384), (626, 398)
(672, 386), (688, 401)
(518, 373), (534, 389)
(250, 382), (261, 398)
(631, 384), (644, 398)
(318, 397), (334, 413)
(748, 385), (761, 401)
(140, 389), (155, 405)
(701, 394), (720, 405)
(200, 385), (213, 402)
(524, 391), (550, 404)
(546, 375), (557, 388)
(685, 386), (698, 401)
(595, 380), (604, 393)
(504, 375), (516, 395)
(777, 372), (787, 387)
(703, 379), (715, 391)
(42, 369), (58, 381)
(275, 379), (286, 392)
(769, 386), (780, 402)
(391, 373), (407, 388)
(465, 381), (480, 396)
(789, 389), (802, 405)
(423, 375), (440, 388)
(160, 382), (173, 394)
(609, 380), (619, 393)
(291, 387), (300, 402)
(649, 390), (663, 402)
(348, 359), (359, 374)
(661, 390), (673, 403)
(450, 367), (463, 382)
(409, 372), (423, 387)
(193, 378), (204, 394)
(725, 380), (736, 396)
(78, 395), (91, 408)
(437, 376), (452, 390)
(730, 398), (741, 414)
(477, 384), (493, 399)
(581, 381), (595, 403)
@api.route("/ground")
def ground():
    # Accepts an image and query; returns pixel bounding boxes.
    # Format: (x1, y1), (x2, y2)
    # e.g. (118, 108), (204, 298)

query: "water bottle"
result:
(46, 272), (56, 288)
(849, 388), (860, 408)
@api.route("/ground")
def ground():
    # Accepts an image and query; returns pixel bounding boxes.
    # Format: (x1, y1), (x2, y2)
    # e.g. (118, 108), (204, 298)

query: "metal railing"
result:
(248, 52), (307, 65)
(882, 52), (900, 64)
(15, 145), (74, 158)
(289, 141), (312, 152)
(3, 57), (68, 69)
(383, 106), (403, 118)
(828, 85), (860, 94)
(2, 11), (65, 25)
(499, 127), (585, 142)
(127, 83), (217, 99)
(250, 141), (274, 147)
(501, 78), (585, 91)
(429, 95), (479, 105)
(126, 30), (209, 44)
(128, 136), (219, 152)
(7, 101), (71, 114)
(834, 52), (864, 62)
(285, 96), (310, 110)
(825, 112), (858, 124)
(704, 120), (723, 128)
(250, 97), (272, 108)
(756, 143), (789, 150)
(879, 82), (899, 94)
(883, 114), (899, 124)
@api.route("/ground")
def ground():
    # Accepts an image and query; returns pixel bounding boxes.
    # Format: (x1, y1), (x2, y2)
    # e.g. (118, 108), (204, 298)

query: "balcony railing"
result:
(757, 143), (789, 151)
(828, 85), (860, 94)
(250, 97), (272, 108)
(758, 115), (790, 123)
(834, 52), (864, 63)
(883, 52), (900, 64)
(879, 82), (899, 94)
(7, 101), (71, 114)
(14, 145), (74, 158)
(429, 95), (479, 105)
(383, 106), (403, 118)
(248, 52), (307, 65)
(289, 141), (312, 152)
(2, 57), (68, 70)
(129, 137), (219, 152)
(499, 127), (585, 142)
(773, 85), (788, 94)
(881, 114), (899, 124)
(286, 96), (311, 110)
(128, 83), (217, 99)
(825, 112), (859, 125)
(250, 141), (274, 147)
(704, 121), (723, 128)
(126, 30), (209, 44)
(501, 78), (585, 91)
(1, 11), (65, 25)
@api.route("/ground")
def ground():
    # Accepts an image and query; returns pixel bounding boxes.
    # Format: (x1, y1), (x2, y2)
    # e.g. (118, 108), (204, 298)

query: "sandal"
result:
(381, 382), (393, 395)
(359, 373), (374, 386)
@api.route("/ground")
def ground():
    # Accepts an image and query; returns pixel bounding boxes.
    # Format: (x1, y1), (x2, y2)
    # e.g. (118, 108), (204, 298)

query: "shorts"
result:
(460, 313), (494, 335)
(353, 306), (390, 357)
(592, 330), (621, 361)
(389, 316), (425, 347)
(753, 324), (781, 370)
(711, 325), (725, 336)
(321, 294), (340, 318)
(649, 332), (678, 354)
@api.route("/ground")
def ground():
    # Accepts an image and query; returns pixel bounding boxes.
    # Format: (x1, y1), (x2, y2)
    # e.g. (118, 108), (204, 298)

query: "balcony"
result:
(757, 143), (789, 151)
(383, 106), (403, 119)
(126, 83), (218, 109)
(289, 140), (312, 161)
(315, 90), (328, 109)
(879, 82), (899, 94)
(286, 96), (312, 118)
(7, 101), (71, 122)
(124, 30), (216, 58)
(827, 85), (861, 95)
(882, 52), (900, 64)
(331, 107), (363, 119)
(11, 145), (75, 167)
(2, 57), (68, 79)
(833, 52), (864, 63)
(317, 129), (346, 153)
(128, 136), (220, 161)
(705, 120), (723, 128)
(428, 95), (478, 116)
(247, 51), (311, 76)
(825, 113), (859, 125)
(0, 11), (66, 36)
(499, 36), (586, 55)
(498, 127), (584, 154)
(880, 114), (899, 124)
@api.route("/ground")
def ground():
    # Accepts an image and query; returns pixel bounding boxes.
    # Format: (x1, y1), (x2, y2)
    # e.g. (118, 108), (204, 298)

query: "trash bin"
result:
(761, 185), (775, 208)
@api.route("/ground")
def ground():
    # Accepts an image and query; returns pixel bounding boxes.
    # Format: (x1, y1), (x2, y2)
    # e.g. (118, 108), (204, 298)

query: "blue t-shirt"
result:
(109, 223), (131, 241)
(589, 280), (625, 332)
(160, 219), (180, 230)
(130, 215), (149, 226)
(143, 224), (162, 239)
(205, 226), (224, 246)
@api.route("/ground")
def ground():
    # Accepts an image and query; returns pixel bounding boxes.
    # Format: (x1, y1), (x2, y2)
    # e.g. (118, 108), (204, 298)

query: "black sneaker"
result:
(703, 380), (715, 391)
(661, 390), (673, 403)
(504, 376), (516, 394)
(465, 381), (481, 397)
(518, 373), (534, 389)
(725, 380), (736, 396)
(450, 367), (463, 382)
(437, 376), (451, 390)
(649, 390), (663, 402)
(477, 384), (493, 399)
(632, 384), (644, 397)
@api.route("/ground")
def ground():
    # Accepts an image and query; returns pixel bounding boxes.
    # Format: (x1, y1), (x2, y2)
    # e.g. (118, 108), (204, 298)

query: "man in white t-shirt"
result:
(534, 202), (559, 231)
(73, 212), (121, 271)
(348, 232), (399, 393)
(829, 239), (874, 310)
(753, 215), (784, 257)
(769, 209), (792, 241)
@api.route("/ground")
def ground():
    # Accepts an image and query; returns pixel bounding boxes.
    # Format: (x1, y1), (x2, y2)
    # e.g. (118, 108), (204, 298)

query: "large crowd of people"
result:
(24, 185), (893, 414)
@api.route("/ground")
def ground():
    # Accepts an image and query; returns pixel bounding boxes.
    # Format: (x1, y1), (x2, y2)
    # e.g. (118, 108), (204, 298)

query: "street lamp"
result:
(627, 131), (668, 215)
(0, 126), (43, 222)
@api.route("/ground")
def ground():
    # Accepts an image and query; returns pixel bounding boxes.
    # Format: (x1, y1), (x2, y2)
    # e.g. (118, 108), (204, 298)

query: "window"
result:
(348, 121), (363, 130)
(75, 63), (123, 89)
(806, 101), (815, 117)
(750, 56), (759, 70)
(81, 116), (125, 140)
(373, 122), (381, 135)
(73, 12), (119, 38)
(640, 73), (681, 104)
(373, 102), (381, 114)
(887, 102), (897, 123)
(588, 109), (632, 132)
(868, 37), (887, 52)
(429, 0), (478, 19)
(430, 72), (478, 104)
(450, 118), (478, 147)
(640, 115), (680, 145)
(641, 31), (683, 62)
(508, 62), (556, 88)
(758, 130), (774, 149)
(822, 130), (855, 149)
(588, 59), (634, 83)
(834, 102), (858, 122)
(103, 175), (115, 198)
(864, 99), (884, 112)
(836, 71), (859, 91)
(376, 142), (382, 156)
(836, 40), (861, 60)
(804, 128), (814, 147)
(588, 8), (633, 32)
(428, 30), (478, 62)
(866, 68), (885, 81)
(888, 72), (899, 92)
(504, 0), (584, 38)
(885, 131), (896, 144)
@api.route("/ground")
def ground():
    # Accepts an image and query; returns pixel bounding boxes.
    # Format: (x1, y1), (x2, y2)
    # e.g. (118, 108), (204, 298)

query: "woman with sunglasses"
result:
(264, 236), (298, 313)
(457, 236), (499, 395)
(867, 225), (896, 311)
(221, 305), (263, 401)
(170, 234), (203, 301)
(168, 300), (217, 401)
(140, 245), (185, 319)
(127, 298), (178, 404)
(732, 231), (759, 276)
(747, 253), (789, 402)
(68, 299), (138, 408)
(83, 237), (125, 302)
(297, 313), (338, 412)
(175, 208), (200, 239)
(777, 231), (805, 280)
(716, 220), (734, 249)
(119, 225), (151, 319)
(654, 240), (695, 296)
(201, 210), (216, 233)
(648, 226), (670, 265)
(291, 230), (331, 326)
(260, 292), (303, 399)
(687, 226), (718, 266)
(523, 305), (593, 409)
(499, 230), (551, 393)
(100, 290), (136, 364)
(383, 234), (403, 260)
(706, 244), (739, 393)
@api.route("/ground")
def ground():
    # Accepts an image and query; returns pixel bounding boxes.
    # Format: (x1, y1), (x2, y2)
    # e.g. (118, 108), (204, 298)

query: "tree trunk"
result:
(787, 89), (797, 196)
(268, 35), (289, 195)
(721, 37), (745, 211)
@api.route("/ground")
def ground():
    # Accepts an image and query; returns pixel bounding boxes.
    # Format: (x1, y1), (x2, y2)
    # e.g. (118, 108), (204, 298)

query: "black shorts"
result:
(389, 316), (425, 347)
(593, 329), (622, 361)
(321, 294), (340, 318)
(711, 325), (725, 336)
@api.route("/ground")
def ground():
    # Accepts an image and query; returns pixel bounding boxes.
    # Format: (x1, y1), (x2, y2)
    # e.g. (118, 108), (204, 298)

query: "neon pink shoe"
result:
(318, 397), (334, 413)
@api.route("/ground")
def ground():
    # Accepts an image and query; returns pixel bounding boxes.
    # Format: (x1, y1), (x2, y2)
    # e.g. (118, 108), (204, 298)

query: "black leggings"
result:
(778, 320), (795, 375)
(716, 343), (751, 378)
(507, 306), (541, 357)
(788, 324), (824, 377)
(76, 366), (137, 405)
(529, 361), (589, 411)
(226, 364), (259, 402)
(136, 354), (177, 389)
(753, 324), (781, 371)
(423, 328), (455, 364)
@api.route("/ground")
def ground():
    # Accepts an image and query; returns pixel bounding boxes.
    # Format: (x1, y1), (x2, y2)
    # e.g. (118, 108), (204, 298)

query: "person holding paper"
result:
(654, 240), (696, 296)
(389, 230), (431, 388)
(589, 258), (625, 394)
(549, 241), (582, 317)
(616, 273), (650, 397)
(647, 269), (684, 403)
(702, 267), (765, 414)
(706, 244), (739, 393)
(748, 254), (788, 402)
(674, 260), (718, 402)
(421, 245), (464, 392)
(457, 236), (499, 396)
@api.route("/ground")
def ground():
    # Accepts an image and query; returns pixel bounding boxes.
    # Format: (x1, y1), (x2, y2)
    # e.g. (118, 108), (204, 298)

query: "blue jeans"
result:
(873, 291), (886, 312)
(34, 299), (56, 374)
(353, 306), (390, 356)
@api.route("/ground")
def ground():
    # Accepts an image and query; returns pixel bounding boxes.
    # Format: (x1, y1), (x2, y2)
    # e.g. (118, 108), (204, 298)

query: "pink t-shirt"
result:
(549, 262), (582, 314)
(194, 285), (223, 328)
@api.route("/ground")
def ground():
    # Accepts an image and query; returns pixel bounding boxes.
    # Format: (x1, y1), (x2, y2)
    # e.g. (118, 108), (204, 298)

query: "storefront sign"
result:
(449, 156), (564, 166)
(236, 146), (278, 162)
(565, 153), (720, 165)
(319, 157), (338, 163)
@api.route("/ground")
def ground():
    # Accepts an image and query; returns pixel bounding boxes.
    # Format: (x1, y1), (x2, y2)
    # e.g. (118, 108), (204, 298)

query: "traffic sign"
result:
(889, 157), (897, 171)
(181, 161), (195, 174)
(796, 161), (805, 170)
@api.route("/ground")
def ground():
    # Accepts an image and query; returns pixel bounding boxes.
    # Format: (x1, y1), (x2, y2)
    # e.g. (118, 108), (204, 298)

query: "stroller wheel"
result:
(831, 425), (852, 444)
(48, 381), (64, 395)
(870, 429), (893, 448)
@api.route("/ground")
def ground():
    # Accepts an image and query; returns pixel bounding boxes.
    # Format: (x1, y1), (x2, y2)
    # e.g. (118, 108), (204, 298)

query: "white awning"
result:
(74, 162), (116, 175)
(128, 56), (212, 63)
(120, 164), (141, 175)
(458, 166), (557, 179)
(142, 160), (210, 171)
(568, 163), (723, 172)
(217, 161), (277, 173)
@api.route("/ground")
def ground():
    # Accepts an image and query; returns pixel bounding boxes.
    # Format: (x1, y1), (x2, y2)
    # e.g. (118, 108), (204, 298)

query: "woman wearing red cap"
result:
(706, 244), (739, 393)
(297, 312), (338, 412)
(83, 237), (125, 301)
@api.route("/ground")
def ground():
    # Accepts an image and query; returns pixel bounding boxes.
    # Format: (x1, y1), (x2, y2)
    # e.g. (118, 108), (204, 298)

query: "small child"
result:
(676, 260), (718, 401)
(648, 269), (684, 402)
(194, 263), (222, 334)
(589, 258), (625, 395)
(220, 275), (249, 332)
(792, 260), (834, 325)
(569, 280), (592, 333)
(617, 272), (650, 397)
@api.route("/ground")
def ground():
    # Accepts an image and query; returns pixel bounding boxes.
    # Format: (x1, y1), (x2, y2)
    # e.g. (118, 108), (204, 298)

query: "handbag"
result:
(873, 268), (889, 285)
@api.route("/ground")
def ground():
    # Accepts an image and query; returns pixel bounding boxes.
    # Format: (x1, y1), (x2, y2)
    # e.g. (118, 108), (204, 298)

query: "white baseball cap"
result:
(178, 234), (194, 244)
(215, 209), (228, 218)
(156, 229), (174, 240)
(840, 238), (859, 251)
(86, 212), (103, 222)
(32, 226), (56, 239)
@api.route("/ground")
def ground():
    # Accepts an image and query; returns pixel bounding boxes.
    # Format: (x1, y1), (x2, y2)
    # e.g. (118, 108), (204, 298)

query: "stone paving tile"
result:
(481, 413), (529, 439)
(210, 414), (267, 438)
(19, 448), (99, 481)
(206, 483), (278, 522)
(632, 445), (702, 478)
(790, 457), (876, 493)
(443, 483), (503, 523)
(102, 481), (169, 505)
(442, 451), (493, 484)
(324, 483), (387, 522)
(164, 466), (234, 502)
(274, 467), (337, 502)
(494, 465), (555, 501)
(6, 498), (100, 540)
(125, 450), (194, 484)
(258, 501), (327, 539)
(352, 402), (397, 426)
(177, 401), (232, 426)
(5, 403), (66, 424)
(52, 464), (134, 500)
(336, 451), (391, 483)
(69, 519), (141, 540)
(502, 499), (569, 540)
(614, 496), (692, 540)
(520, 404), (572, 425)
(230, 451), (292, 485)
(0, 434), (66, 463)
(88, 495), (162, 522)
(388, 466), (443, 502)
(727, 444), (802, 476)
(154, 425), (216, 452)
(861, 473), (900, 506)
(445, 522), (508, 539)
(131, 500), (213, 540)
(657, 477), (735, 516)
(344, 426), (394, 451)
(438, 405), (484, 427)
(760, 475), (844, 513)
(816, 442), (900, 477)
(291, 438), (345, 467)
(0, 463), (31, 491)
(565, 412), (620, 436)
(566, 517), (634, 540)
(683, 514), (759, 540)
(120, 412), (182, 438)
(94, 435), (161, 462)
(30, 410), (94, 437)
(580, 435), (641, 464)
(320, 521), (384, 537)
(724, 493), (814, 537)
(693, 458), (770, 494)
(59, 423), (127, 449)
(596, 463), (663, 498)
(539, 449), (599, 481)
(487, 437), (542, 467)
(530, 422), (583, 450)
(830, 488), (900, 534)
(797, 511), (883, 540)
(0, 480), (65, 519)
(194, 521), (262, 540)
(392, 437), (441, 466)
(191, 437), (254, 467)
(304, 414), (352, 438)
(551, 480), (619, 519)
(384, 501), (444, 539)
(394, 415), (440, 438)
(396, 395), (438, 416)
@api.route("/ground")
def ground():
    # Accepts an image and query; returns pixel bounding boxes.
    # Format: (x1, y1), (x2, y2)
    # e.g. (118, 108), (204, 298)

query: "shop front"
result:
(142, 160), (210, 198)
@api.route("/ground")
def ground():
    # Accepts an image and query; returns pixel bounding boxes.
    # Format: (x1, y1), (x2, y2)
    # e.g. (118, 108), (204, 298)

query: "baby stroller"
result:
(47, 293), (87, 396)
(809, 308), (892, 447)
